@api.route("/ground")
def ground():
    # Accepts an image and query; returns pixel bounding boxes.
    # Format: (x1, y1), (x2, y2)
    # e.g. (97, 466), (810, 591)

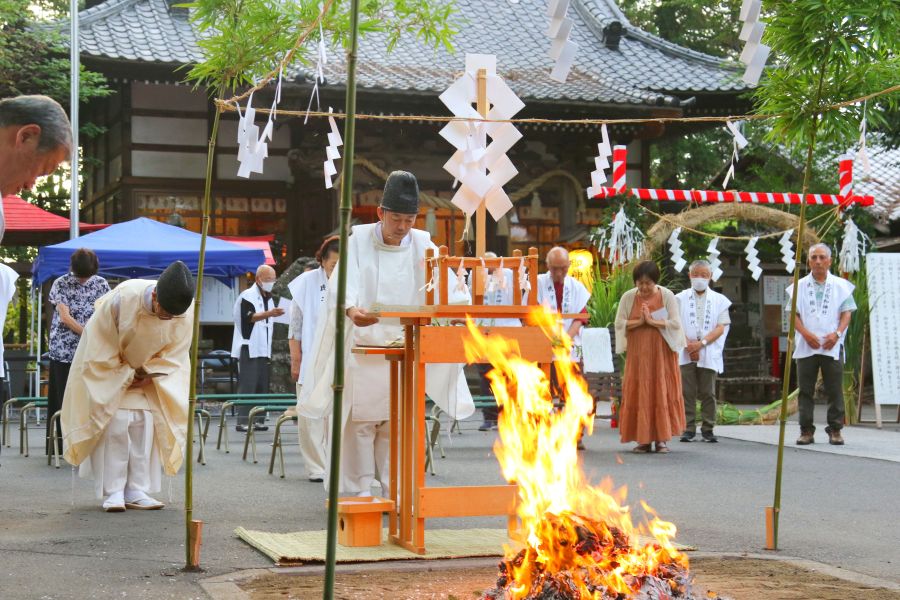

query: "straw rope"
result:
(216, 84), (900, 127)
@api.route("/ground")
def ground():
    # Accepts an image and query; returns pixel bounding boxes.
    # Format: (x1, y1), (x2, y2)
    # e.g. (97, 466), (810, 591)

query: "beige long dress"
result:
(619, 288), (685, 444)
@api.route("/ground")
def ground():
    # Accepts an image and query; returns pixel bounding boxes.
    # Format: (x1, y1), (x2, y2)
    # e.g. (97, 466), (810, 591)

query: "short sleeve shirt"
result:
(48, 274), (111, 362)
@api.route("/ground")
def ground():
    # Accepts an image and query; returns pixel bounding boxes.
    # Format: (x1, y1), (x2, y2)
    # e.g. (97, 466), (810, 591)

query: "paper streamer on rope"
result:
(738, 0), (769, 85)
(707, 237), (724, 281)
(744, 236), (762, 281)
(586, 124), (612, 198)
(519, 256), (531, 293)
(546, 0), (577, 83)
(455, 259), (469, 294)
(839, 217), (869, 273)
(304, 19), (329, 123)
(855, 102), (871, 176)
(439, 54), (524, 221)
(779, 230), (796, 273)
(236, 70), (283, 178)
(723, 120), (749, 189)
(592, 207), (644, 267)
(323, 107), (343, 189)
(667, 227), (686, 272)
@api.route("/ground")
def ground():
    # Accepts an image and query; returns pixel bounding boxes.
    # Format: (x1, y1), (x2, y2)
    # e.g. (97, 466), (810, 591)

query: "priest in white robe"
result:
(61, 261), (195, 512)
(675, 260), (731, 443)
(287, 235), (339, 482)
(786, 243), (855, 446)
(536, 247), (591, 362)
(299, 171), (474, 496)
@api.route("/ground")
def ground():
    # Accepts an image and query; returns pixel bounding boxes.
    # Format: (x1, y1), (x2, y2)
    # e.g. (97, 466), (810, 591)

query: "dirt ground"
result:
(239, 557), (900, 600)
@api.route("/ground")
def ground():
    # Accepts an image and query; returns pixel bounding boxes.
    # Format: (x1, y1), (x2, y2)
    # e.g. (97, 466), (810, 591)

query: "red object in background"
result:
(610, 401), (618, 429)
(770, 337), (782, 378)
(216, 235), (275, 266)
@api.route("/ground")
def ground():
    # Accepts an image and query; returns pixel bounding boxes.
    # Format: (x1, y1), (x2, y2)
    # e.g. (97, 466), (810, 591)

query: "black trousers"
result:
(796, 354), (845, 434)
(47, 360), (71, 454)
(237, 346), (270, 425)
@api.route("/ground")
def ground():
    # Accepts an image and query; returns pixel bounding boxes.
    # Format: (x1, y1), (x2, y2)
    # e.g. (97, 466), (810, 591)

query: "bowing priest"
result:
(287, 235), (339, 482)
(675, 260), (731, 443)
(299, 170), (474, 496)
(61, 261), (195, 512)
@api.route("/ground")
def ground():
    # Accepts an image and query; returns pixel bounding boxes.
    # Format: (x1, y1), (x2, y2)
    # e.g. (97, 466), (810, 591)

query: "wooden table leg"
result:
(388, 358), (399, 540)
(401, 324), (416, 548)
(413, 324), (426, 554)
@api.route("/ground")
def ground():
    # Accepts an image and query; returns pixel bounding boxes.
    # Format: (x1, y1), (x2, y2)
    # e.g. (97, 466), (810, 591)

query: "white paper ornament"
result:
(744, 236), (762, 281)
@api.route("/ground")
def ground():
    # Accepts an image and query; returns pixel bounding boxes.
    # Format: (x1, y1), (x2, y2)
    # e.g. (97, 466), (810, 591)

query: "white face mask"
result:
(260, 281), (275, 293)
(690, 277), (710, 292)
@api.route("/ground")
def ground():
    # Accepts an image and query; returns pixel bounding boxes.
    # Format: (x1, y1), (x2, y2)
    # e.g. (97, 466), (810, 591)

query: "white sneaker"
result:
(124, 491), (165, 510)
(102, 492), (125, 513)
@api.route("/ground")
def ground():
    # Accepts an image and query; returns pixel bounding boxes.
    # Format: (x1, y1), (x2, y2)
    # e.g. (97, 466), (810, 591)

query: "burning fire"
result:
(464, 307), (694, 599)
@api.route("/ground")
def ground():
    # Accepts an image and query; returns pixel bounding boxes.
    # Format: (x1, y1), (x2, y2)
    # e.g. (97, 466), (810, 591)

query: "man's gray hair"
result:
(808, 243), (832, 258)
(0, 95), (72, 153)
(689, 259), (711, 272)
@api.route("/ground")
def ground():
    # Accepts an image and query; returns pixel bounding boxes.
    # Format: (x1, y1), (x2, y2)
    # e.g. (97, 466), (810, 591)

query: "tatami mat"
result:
(235, 527), (694, 566)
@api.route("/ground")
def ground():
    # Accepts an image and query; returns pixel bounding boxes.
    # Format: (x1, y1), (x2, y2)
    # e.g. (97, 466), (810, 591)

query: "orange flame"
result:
(464, 306), (688, 598)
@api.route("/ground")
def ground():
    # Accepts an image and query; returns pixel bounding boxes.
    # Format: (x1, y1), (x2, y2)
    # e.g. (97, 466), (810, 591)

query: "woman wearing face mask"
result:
(614, 260), (687, 454)
(231, 264), (285, 432)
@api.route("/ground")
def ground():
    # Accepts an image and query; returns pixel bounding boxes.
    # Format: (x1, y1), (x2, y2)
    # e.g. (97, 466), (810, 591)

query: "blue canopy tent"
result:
(33, 217), (265, 284)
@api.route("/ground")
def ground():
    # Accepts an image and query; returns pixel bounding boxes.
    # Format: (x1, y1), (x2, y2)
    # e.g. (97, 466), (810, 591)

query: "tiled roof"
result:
(859, 145), (900, 221)
(76, 0), (749, 106)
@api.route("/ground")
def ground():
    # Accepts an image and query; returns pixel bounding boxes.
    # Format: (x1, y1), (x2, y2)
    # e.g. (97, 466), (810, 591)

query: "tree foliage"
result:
(180, 0), (460, 93)
(754, 0), (900, 152)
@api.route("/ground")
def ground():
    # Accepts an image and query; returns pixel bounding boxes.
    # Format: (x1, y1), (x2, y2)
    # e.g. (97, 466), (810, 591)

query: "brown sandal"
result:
(654, 442), (670, 454)
(632, 444), (652, 454)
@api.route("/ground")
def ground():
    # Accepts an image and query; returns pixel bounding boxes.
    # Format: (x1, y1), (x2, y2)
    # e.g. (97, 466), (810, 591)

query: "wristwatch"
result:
(701, 339), (708, 347)
(834, 330), (844, 339)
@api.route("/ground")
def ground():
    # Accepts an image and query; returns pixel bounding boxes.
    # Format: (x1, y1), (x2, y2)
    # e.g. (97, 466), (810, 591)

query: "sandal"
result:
(632, 444), (652, 454)
(654, 442), (670, 454)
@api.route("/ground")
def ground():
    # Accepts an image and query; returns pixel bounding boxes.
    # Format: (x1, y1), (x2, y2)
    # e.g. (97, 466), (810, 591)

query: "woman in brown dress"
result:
(614, 261), (686, 453)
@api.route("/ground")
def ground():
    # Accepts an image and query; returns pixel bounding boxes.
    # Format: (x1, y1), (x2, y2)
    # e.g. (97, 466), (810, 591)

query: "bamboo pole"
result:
(184, 92), (224, 570)
(323, 0), (360, 597)
(769, 55), (831, 551)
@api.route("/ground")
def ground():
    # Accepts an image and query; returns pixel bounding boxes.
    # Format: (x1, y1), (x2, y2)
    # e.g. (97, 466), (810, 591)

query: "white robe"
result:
(675, 288), (731, 373)
(787, 273), (854, 360)
(469, 268), (521, 328)
(230, 285), (274, 359)
(536, 273), (591, 361)
(288, 267), (328, 385)
(0, 263), (18, 378)
(287, 267), (329, 479)
(298, 223), (474, 492)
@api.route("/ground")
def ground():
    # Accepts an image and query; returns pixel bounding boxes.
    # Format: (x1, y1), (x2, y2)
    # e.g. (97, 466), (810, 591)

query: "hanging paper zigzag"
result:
(236, 71), (283, 178)
(723, 120), (749, 189)
(518, 257), (531, 293)
(855, 103), (871, 176)
(779, 230), (796, 273)
(738, 0), (770, 85)
(586, 124), (612, 198)
(744, 236), (762, 281)
(438, 54), (524, 221)
(839, 217), (869, 273)
(707, 237), (724, 281)
(592, 207), (644, 267)
(304, 21), (329, 123)
(667, 227), (686, 272)
(546, 0), (578, 82)
(323, 107), (343, 189)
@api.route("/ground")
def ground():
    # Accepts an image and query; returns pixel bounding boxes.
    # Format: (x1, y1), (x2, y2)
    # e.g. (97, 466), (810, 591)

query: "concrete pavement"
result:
(0, 406), (897, 599)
